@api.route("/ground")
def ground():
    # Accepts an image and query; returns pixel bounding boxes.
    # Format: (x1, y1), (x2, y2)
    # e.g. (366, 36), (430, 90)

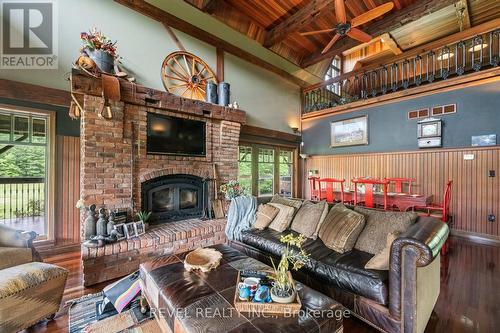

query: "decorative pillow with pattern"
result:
(365, 232), (399, 270)
(268, 203), (296, 232)
(354, 207), (417, 255)
(318, 204), (366, 253)
(270, 194), (303, 211)
(290, 200), (329, 238)
(254, 204), (280, 230)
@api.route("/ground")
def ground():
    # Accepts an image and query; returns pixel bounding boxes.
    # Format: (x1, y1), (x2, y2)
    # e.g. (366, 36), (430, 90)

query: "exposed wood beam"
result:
(216, 47), (224, 82)
(263, 0), (333, 48)
(393, 0), (403, 10)
(301, 0), (458, 67)
(202, 0), (219, 14)
(381, 33), (402, 55)
(114, 0), (309, 87)
(455, 0), (471, 31)
(0, 79), (71, 107)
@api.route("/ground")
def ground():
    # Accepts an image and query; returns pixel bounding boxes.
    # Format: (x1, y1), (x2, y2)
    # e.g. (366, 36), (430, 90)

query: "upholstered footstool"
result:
(0, 262), (68, 333)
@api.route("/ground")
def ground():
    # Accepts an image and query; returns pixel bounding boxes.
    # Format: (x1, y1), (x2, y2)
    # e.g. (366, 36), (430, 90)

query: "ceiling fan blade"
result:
(351, 2), (395, 27)
(300, 28), (336, 36)
(334, 0), (347, 23)
(321, 33), (341, 54)
(347, 28), (373, 43)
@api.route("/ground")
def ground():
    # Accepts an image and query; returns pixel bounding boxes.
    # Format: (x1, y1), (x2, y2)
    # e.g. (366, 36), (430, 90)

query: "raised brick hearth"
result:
(82, 218), (226, 286)
(75, 71), (246, 285)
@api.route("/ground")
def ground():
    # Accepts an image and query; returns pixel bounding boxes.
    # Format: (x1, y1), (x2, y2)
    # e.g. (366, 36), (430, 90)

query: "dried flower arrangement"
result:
(80, 28), (118, 58)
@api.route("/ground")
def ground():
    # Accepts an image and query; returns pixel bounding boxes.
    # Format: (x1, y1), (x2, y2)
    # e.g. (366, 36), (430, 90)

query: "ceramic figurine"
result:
(84, 204), (97, 240)
(253, 285), (272, 303)
(96, 207), (108, 236)
(238, 285), (252, 301)
(107, 210), (116, 236)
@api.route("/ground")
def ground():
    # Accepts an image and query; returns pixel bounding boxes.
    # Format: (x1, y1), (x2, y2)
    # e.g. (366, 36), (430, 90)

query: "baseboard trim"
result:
(451, 229), (500, 246)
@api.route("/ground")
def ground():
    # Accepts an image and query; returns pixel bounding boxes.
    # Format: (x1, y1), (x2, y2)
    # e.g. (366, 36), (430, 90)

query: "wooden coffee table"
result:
(140, 244), (344, 333)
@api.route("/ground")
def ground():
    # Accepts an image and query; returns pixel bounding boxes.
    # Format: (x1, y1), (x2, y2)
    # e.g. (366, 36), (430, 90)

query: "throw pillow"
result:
(268, 203), (296, 232)
(354, 207), (417, 255)
(318, 204), (366, 253)
(270, 194), (303, 211)
(254, 204), (280, 230)
(290, 200), (328, 238)
(365, 232), (399, 270)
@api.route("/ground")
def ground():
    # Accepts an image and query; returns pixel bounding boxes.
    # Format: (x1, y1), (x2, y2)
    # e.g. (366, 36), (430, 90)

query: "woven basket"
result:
(184, 248), (223, 272)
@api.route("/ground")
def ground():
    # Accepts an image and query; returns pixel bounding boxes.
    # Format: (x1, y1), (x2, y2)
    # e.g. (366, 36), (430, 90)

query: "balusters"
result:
(413, 55), (423, 86)
(402, 59), (410, 89)
(353, 76), (360, 101)
(370, 71), (378, 97)
(471, 35), (485, 71)
(426, 51), (436, 82)
(439, 46), (452, 79)
(380, 66), (388, 94)
(455, 41), (467, 75)
(390, 63), (399, 92)
(489, 30), (500, 67)
(361, 74), (368, 99)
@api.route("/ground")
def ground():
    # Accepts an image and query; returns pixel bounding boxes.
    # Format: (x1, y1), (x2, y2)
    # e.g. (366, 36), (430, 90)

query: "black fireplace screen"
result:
(141, 174), (206, 224)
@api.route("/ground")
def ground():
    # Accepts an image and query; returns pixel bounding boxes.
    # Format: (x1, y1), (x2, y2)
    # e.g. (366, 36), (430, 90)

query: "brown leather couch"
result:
(230, 208), (449, 333)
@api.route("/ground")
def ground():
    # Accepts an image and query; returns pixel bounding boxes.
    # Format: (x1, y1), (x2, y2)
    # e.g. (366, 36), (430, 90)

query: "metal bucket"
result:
(88, 49), (114, 73)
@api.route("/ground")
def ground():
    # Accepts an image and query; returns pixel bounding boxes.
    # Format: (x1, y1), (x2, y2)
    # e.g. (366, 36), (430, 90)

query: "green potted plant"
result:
(136, 211), (152, 229)
(269, 233), (309, 303)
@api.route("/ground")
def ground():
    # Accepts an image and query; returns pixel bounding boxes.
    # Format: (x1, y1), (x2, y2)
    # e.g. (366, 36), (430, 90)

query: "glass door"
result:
(0, 110), (49, 238)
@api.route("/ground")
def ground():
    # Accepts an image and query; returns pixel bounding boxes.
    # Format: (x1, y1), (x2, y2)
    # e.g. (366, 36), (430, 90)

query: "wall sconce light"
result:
(299, 153), (308, 159)
(291, 126), (300, 134)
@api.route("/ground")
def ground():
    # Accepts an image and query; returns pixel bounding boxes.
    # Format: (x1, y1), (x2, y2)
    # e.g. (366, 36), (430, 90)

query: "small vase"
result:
(270, 286), (296, 304)
(84, 204), (97, 240)
(96, 208), (108, 236)
(206, 82), (218, 104)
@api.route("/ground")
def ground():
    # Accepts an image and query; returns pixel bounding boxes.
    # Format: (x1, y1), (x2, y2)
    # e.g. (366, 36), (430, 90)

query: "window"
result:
(0, 107), (54, 240)
(325, 56), (342, 95)
(238, 146), (252, 194)
(237, 144), (296, 198)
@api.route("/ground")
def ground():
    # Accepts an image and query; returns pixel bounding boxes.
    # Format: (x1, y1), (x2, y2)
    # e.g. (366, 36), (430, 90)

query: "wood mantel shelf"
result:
(70, 68), (246, 124)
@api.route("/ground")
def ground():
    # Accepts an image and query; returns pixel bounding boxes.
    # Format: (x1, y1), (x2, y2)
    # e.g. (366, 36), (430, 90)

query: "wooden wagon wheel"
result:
(161, 51), (217, 100)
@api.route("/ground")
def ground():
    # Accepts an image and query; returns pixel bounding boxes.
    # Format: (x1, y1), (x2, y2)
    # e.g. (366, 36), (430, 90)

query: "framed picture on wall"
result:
(331, 116), (368, 147)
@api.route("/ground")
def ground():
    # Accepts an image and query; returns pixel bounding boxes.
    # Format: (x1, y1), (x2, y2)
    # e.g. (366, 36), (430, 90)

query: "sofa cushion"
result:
(240, 229), (389, 305)
(318, 204), (365, 253)
(270, 194), (303, 211)
(254, 204), (280, 230)
(365, 232), (399, 270)
(268, 203), (295, 232)
(290, 200), (329, 238)
(354, 207), (417, 255)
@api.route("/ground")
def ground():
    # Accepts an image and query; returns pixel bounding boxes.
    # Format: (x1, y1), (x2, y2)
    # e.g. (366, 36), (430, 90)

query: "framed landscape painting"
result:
(331, 116), (368, 147)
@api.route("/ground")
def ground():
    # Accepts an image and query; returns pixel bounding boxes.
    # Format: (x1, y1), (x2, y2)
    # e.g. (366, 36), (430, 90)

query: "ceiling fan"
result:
(300, 0), (395, 54)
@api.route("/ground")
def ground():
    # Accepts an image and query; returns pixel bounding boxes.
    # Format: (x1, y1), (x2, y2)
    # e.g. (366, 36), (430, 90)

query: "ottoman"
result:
(140, 244), (344, 333)
(0, 262), (68, 333)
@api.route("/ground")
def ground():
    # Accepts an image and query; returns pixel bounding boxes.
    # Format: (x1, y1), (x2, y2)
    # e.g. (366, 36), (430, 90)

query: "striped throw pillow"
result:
(268, 203), (296, 232)
(254, 204), (280, 230)
(318, 204), (366, 253)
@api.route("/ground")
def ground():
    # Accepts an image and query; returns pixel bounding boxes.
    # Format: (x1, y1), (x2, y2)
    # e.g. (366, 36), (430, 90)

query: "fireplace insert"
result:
(141, 174), (207, 224)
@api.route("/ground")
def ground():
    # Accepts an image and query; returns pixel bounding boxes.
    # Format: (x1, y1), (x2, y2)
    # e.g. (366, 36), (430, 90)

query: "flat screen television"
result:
(147, 113), (206, 156)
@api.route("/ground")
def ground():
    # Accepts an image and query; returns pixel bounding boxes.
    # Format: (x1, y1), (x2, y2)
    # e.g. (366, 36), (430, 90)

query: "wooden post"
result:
(216, 48), (224, 82)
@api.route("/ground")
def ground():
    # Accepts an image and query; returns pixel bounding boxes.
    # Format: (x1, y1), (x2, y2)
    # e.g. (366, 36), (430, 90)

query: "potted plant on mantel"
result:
(80, 28), (118, 73)
(136, 211), (152, 229)
(269, 234), (310, 303)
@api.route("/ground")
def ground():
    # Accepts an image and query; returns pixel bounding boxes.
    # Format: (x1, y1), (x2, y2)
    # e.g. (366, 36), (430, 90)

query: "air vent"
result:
(432, 104), (456, 116)
(408, 108), (429, 119)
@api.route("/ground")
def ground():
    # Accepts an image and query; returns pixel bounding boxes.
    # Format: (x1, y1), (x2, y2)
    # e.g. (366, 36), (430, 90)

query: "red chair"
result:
(385, 177), (416, 194)
(414, 180), (452, 223)
(308, 176), (321, 201)
(318, 178), (345, 203)
(414, 180), (453, 255)
(352, 178), (389, 210)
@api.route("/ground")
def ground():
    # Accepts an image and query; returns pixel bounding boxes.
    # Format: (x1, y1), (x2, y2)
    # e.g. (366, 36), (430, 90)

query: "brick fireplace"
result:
(74, 70), (246, 285)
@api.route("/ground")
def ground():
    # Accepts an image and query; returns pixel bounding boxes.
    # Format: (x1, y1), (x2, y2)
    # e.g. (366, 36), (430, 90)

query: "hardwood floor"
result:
(26, 236), (500, 333)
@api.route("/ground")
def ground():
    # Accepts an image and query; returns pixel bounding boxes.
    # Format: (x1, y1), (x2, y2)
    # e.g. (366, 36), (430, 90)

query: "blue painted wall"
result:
(302, 81), (500, 155)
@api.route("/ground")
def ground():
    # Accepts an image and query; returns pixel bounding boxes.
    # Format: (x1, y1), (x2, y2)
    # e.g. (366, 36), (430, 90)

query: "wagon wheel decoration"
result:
(161, 51), (217, 101)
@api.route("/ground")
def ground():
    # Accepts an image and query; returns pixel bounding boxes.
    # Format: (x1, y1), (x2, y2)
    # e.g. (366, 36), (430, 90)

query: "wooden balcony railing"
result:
(302, 21), (500, 115)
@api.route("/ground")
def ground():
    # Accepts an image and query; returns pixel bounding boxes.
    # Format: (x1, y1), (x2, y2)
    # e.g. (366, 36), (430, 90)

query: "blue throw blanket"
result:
(225, 196), (257, 241)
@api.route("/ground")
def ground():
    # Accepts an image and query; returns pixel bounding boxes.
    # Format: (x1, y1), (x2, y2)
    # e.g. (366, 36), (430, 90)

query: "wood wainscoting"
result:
(305, 146), (500, 239)
(54, 135), (81, 246)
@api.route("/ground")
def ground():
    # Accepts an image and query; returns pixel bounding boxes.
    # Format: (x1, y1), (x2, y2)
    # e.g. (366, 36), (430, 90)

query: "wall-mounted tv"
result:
(147, 113), (206, 156)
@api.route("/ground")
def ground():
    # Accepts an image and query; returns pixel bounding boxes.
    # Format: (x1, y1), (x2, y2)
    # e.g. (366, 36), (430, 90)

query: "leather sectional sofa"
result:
(230, 206), (449, 333)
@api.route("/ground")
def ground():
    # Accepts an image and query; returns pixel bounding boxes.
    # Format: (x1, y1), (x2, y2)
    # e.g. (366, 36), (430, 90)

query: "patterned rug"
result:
(67, 292), (157, 333)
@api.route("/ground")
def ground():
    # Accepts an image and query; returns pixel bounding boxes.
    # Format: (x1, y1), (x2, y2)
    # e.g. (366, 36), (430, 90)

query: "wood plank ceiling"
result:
(184, 0), (500, 74)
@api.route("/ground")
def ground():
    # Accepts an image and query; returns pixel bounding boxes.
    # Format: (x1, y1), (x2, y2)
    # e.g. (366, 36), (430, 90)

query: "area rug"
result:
(68, 292), (154, 333)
